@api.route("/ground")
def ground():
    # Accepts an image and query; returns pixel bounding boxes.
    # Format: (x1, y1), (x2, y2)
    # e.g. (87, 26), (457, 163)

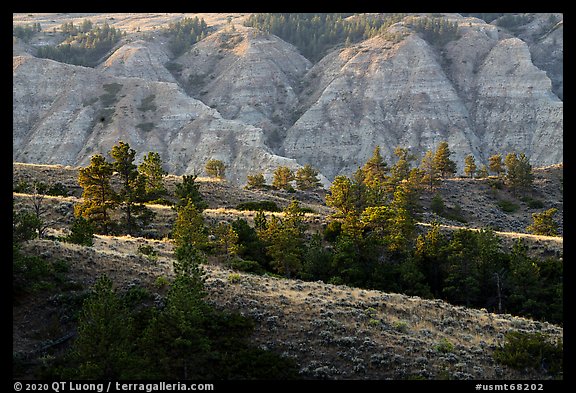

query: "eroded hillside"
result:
(13, 13), (562, 185)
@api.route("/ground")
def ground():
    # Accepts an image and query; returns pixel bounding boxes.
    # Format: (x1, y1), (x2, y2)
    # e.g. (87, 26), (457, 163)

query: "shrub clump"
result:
(494, 331), (562, 376)
(236, 200), (281, 212)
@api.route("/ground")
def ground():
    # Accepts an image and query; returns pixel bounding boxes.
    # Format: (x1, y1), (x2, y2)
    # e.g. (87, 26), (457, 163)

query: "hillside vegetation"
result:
(12, 159), (563, 380)
(12, 12), (563, 382)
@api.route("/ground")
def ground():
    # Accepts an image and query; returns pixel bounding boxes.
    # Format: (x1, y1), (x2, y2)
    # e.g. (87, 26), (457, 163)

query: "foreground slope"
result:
(16, 234), (562, 380)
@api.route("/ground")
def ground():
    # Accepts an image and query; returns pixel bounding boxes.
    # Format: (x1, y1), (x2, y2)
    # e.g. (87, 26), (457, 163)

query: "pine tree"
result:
(527, 208), (559, 236)
(414, 222), (448, 296)
(205, 159), (226, 180)
(272, 166), (295, 191)
(389, 146), (415, 188)
(295, 164), (321, 190)
(420, 150), (440, 191)
(260, 202), (306, 278)
(489, 154), (504, 177)
(175, 174), (207, 210)
(442, 230), (481, 307)
(213, 222), (239, 263)
(139, 151), (167, 200)
(66, 216), (95, 246)
(464, 154), (477, 178)
(172, 200), (209, 250)
(477, 165), (489, 179)
(433, 141), (457, 178)
(245, 172), (266, 189)
(110, 141), (153, 235)
(70, 275), (133, 379)
(326, 175), (355, 217)
(504, 152), (533, 195)
(75, 154), (117, 234)
(363, 146), (389, 188)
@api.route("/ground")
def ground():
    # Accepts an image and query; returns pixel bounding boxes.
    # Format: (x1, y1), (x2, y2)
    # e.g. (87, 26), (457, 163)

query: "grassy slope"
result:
(12, 162), (563, 380)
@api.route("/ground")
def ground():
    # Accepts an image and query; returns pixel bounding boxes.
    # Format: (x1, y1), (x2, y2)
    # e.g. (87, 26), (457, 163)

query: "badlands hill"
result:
(12, 162), (563, 381)
(13, 13), (563, 184)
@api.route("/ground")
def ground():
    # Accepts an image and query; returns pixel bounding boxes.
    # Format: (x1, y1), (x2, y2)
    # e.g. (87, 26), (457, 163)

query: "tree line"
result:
(13, 140), (561, 325)
(35, 19), (124, 67)
(244, 13), (407, 62)
(163, 16), (209, 58)
(13, 22), (42, 42)
(178, 143), (561, 324)
(405, 16), (460, 46)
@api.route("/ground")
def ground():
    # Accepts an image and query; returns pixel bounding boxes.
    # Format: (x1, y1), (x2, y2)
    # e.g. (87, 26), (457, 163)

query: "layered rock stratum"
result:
(13, 13), (562, 184)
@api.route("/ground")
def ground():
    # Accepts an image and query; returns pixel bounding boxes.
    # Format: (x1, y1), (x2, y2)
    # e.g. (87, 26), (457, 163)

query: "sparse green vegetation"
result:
(227, 272), (242, 284)
(137, 244), (158, 258)
(520, 195), (545, 209)
(435, 338), (454, 353)
(497, 199), (520, 213)
(137, 94), (157, 112)
(13, 22), (42, 42)
(136, 122), (155, 132)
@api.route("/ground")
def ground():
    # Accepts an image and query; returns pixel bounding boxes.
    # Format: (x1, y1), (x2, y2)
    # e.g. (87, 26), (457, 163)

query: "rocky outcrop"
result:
(283, 15), (562, 180)
(98, 39), (177, 83)
(283, 31), (482, 179)
(172, 26), (312, 144)
(12, 55), (302, 185)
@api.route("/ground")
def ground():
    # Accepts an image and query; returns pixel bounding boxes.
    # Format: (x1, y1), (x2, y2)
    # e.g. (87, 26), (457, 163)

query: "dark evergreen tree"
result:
(66, 275), (134, 379)
(505, 152), (534, 195)
(174, 174), (207, 210)
(259, 200), (308, 278)
(138, 151), (167, 200)
(295, 164), (321, 191)
(66, 216), (95, 246)
(110, 141), (154, 235)
(433, 141), (457, 178)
